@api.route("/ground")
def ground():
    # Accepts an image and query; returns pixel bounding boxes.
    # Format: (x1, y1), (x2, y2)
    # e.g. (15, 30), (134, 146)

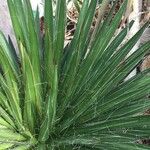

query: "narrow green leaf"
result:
(39, 66), (58, 142)
(0, 143), (14, 150)
(54, 0), (66, 64)
(19, 43), (40, 133)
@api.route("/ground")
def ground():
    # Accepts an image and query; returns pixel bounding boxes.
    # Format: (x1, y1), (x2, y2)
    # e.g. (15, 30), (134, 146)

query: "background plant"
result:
(0, 0), (150, 149)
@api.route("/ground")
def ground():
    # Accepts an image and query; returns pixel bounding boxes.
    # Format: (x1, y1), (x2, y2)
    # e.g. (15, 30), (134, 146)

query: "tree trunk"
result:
(140, 0), (150, 71)
(125, 0), (142, 80)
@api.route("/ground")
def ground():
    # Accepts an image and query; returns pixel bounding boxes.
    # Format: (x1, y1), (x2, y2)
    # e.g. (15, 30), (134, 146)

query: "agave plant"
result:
(0, 0), (150, 149)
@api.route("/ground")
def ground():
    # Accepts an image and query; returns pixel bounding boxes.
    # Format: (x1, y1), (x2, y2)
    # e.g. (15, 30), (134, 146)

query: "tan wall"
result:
(0, 0), (17, 49)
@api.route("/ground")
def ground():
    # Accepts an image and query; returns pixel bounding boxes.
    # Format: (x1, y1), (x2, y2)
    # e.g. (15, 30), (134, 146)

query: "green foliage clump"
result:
(0, 0), (150, 149)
